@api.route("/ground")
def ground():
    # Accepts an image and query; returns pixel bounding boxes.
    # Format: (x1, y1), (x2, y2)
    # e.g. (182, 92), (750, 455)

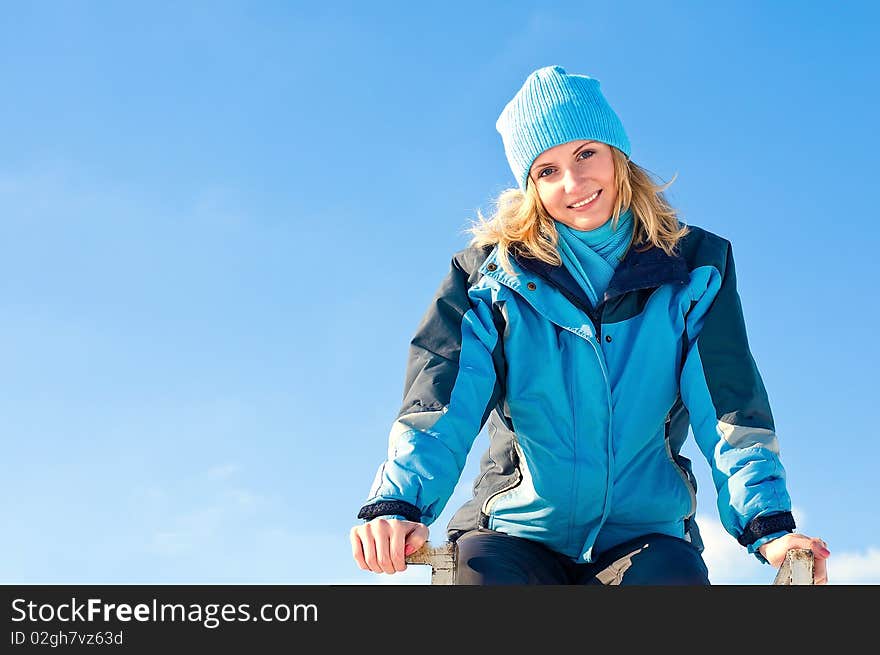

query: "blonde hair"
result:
(467, 147), (689, 276)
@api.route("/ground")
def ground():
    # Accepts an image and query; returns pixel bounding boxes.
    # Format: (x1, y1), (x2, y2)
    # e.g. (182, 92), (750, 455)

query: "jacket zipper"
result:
(481, 441), (525, 518)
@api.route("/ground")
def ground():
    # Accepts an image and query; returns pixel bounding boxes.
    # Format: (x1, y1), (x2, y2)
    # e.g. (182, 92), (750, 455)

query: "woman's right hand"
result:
(350, 518), (429, 574)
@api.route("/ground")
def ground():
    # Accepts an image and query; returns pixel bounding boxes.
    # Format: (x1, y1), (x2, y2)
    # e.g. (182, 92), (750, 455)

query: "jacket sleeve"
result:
(357, 250), (504, 526)
(678, 239), (795, 561)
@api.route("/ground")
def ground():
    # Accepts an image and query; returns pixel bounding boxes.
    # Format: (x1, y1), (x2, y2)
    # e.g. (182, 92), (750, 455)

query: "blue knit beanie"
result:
(495, 65), (631, 191)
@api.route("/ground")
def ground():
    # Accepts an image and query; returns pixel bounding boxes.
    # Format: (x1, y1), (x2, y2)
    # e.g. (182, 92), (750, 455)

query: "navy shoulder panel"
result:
(676, 224), (731, 272)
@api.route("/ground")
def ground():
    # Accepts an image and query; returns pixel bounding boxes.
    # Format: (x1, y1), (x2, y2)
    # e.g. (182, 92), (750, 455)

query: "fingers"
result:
(404, 523), (429, 557)
(782, 534), (831, 585)
(350, 524), (379, 572)
(760, 533), (832, 578)
(386, 526), (408, 573)
(410, 523), (430, 552)
(810, 537), (830, 585)
(783, 534), (831, 557)
(811, 537), (831, 558)
(360, 521), (387, 574)
(813, 554), (829, 585)
(349, 525), (369, 571)
(350, 519), (412, 575)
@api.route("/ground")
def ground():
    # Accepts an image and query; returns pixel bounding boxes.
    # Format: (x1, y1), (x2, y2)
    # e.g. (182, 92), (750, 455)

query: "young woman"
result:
(350, 65), (830, 585)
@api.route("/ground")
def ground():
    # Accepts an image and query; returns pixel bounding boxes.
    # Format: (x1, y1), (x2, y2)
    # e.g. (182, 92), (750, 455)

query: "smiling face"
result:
(528, 139), (619, 231)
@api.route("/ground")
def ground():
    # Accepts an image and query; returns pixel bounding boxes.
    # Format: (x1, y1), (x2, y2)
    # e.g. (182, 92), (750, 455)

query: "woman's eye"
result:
(537, 151), (592, 178)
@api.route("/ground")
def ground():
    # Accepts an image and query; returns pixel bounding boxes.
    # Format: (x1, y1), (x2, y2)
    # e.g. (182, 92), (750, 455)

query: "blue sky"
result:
(1, 1), (878, 585)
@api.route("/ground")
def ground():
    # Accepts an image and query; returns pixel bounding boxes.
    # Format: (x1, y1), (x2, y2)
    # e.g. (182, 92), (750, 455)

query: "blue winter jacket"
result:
(358, 224), (795, 563)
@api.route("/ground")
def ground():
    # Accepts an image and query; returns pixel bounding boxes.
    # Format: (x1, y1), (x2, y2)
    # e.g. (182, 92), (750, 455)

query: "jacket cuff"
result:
(748, 531), (792, 563)
(737, 511), (796, 547)
(357, 500), (422, 523)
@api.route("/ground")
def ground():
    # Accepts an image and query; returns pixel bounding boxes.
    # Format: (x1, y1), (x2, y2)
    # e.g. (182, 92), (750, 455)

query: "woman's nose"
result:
(562, 167), (585, 193)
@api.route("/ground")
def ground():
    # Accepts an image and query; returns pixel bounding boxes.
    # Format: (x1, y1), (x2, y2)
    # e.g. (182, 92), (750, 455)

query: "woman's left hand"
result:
(758, 533), (831, 584)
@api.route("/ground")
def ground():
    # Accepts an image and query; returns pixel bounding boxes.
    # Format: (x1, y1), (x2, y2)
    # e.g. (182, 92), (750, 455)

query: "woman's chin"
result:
(559, 213), (611, 231)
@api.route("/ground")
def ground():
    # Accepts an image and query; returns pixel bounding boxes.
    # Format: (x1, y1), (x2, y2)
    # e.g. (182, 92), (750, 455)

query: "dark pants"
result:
(454, 528), (710, 585)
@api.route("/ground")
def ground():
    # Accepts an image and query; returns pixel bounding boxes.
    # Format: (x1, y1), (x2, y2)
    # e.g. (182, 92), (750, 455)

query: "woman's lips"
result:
(569, 190), (601, 210)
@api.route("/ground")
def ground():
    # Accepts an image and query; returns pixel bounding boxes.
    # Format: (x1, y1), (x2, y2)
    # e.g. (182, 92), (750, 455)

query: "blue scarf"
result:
(555, 208), (634, 307)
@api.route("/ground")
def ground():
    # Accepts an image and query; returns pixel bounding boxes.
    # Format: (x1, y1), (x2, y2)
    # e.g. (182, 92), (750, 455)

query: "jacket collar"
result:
(605, 241), (690, 300)
(513, 241), (689, 308)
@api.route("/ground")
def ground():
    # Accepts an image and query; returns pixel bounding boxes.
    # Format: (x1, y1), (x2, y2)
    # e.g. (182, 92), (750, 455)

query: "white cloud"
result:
(824, 548), (880, 584)
(145, 479), (265, 558)
(205, 464), (241, 481)
(696, 514), (772, 584)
